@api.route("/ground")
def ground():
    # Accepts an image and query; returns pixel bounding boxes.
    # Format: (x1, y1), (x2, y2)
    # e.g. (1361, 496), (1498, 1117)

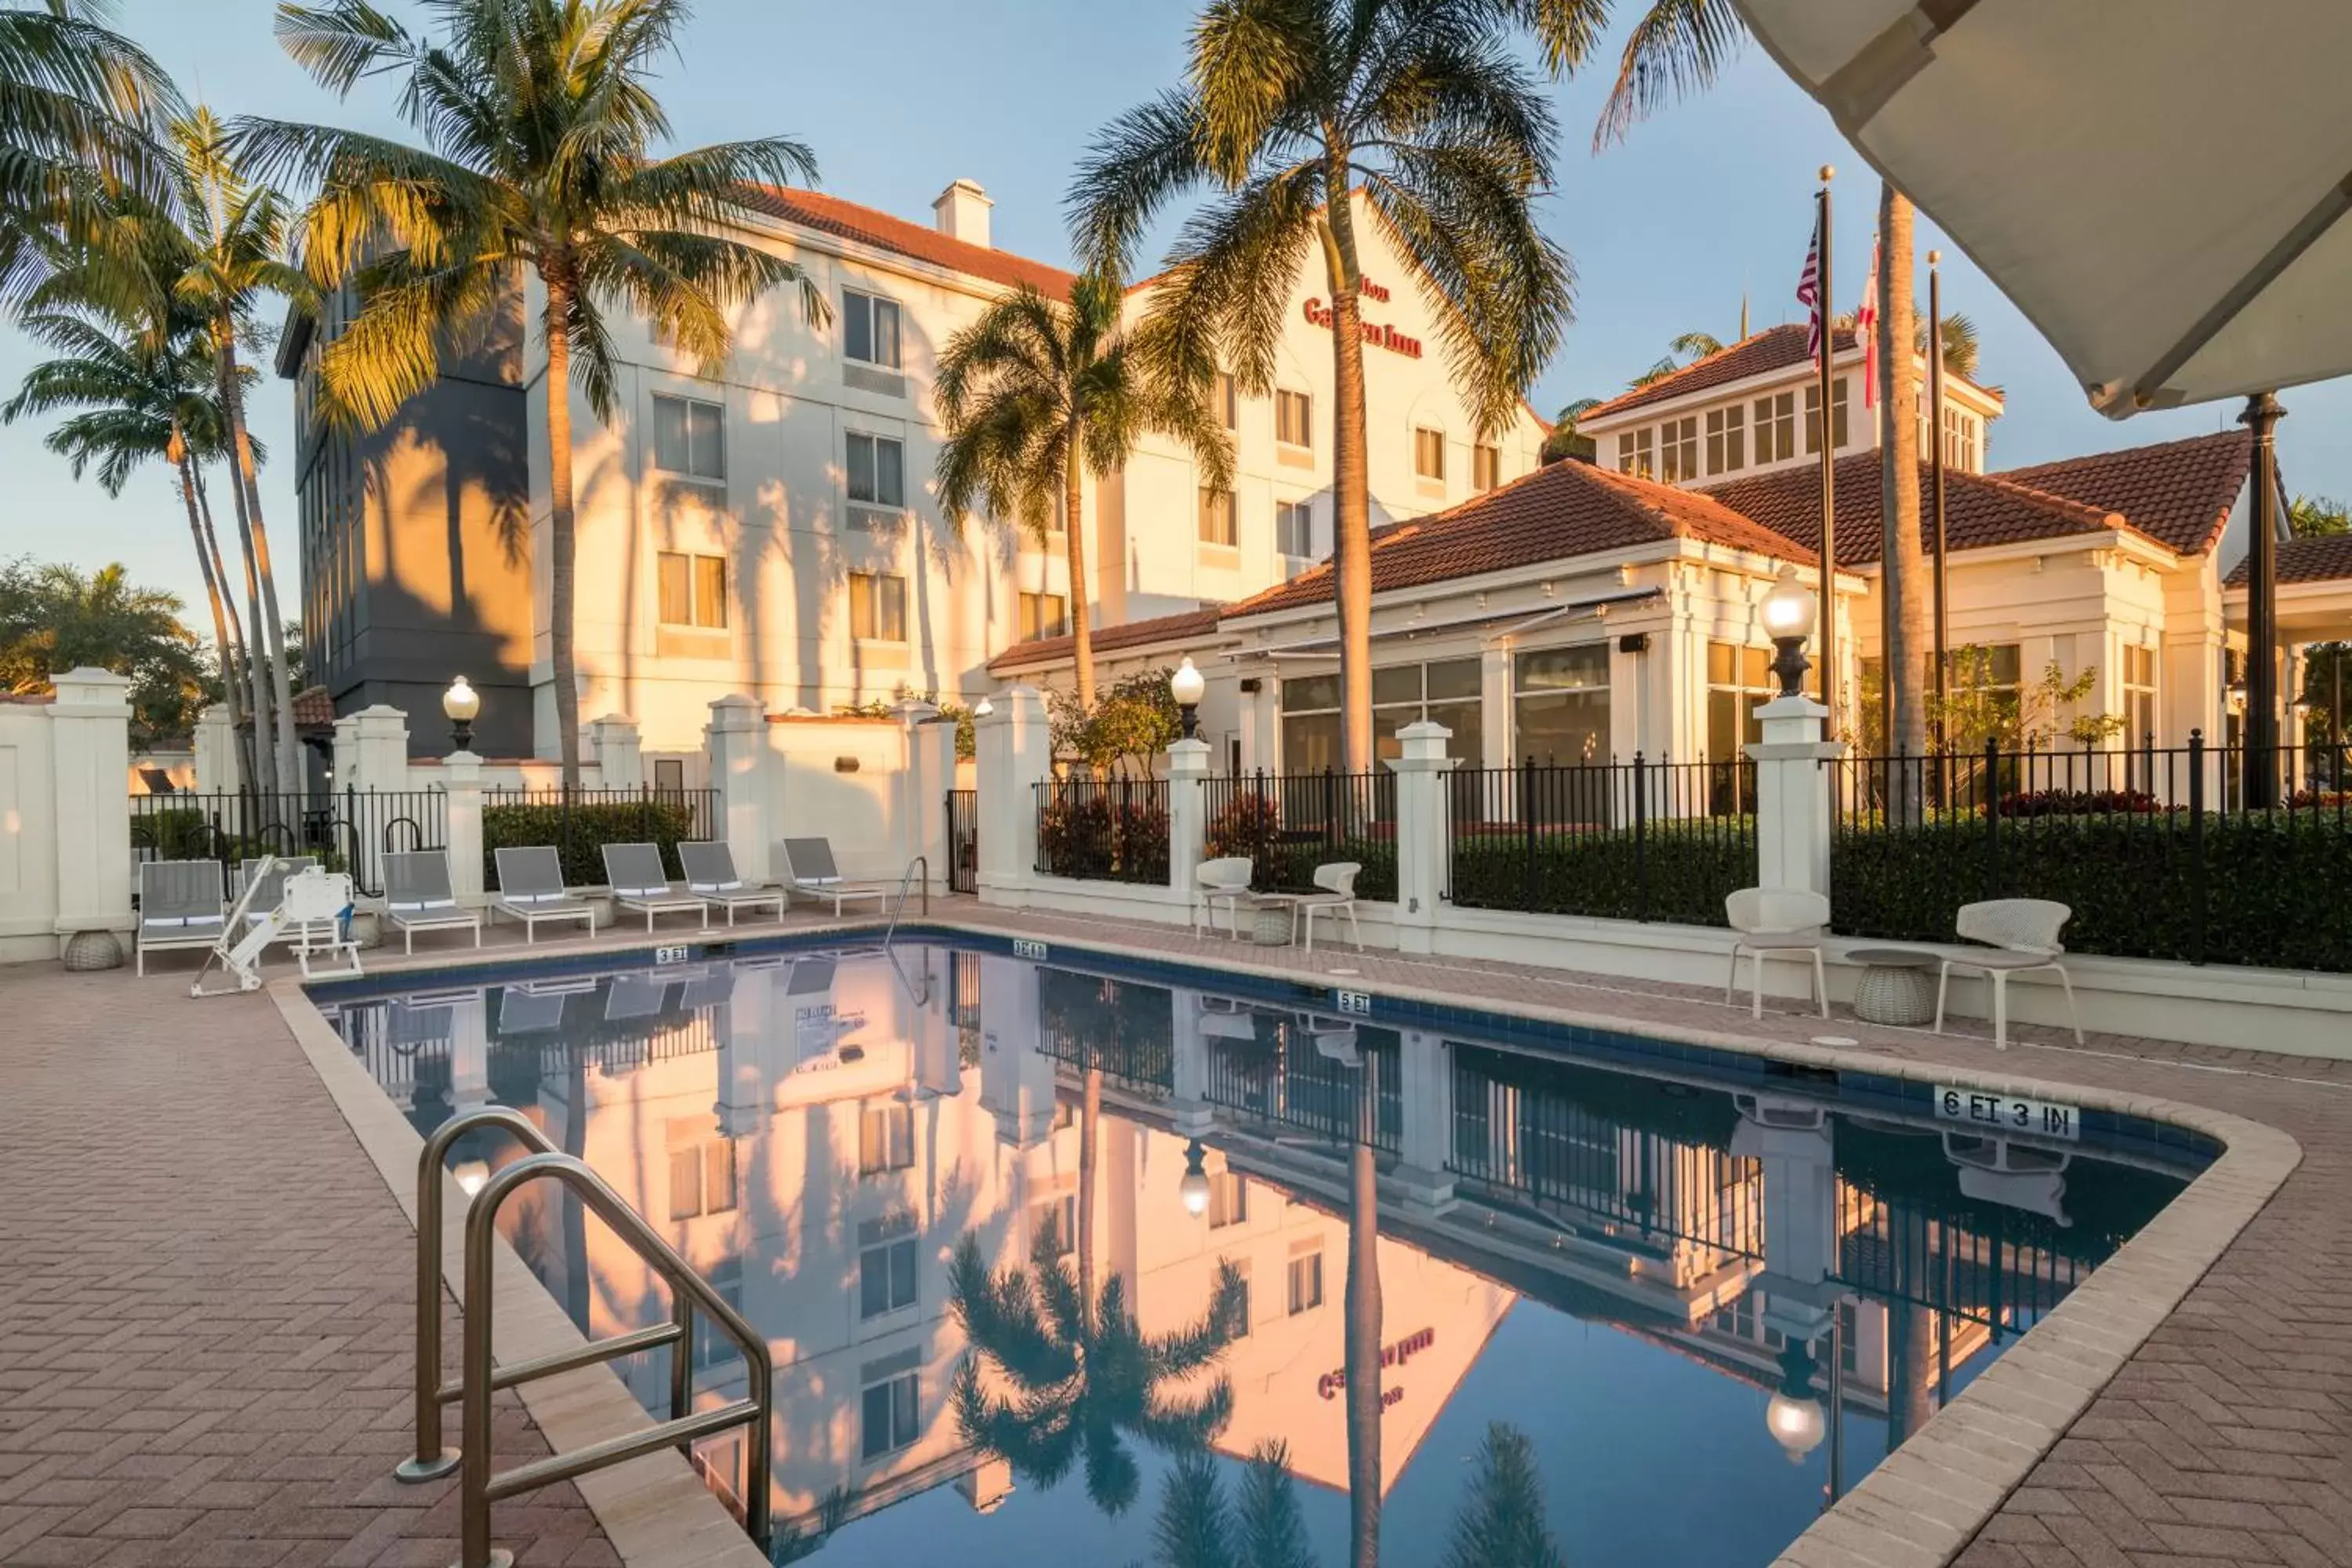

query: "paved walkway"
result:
(0, 966), (615, 1568)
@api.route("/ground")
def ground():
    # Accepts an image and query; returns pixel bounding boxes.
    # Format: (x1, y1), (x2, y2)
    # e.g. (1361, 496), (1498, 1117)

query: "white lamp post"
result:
(1171, 657), (1207, 739)
(443, 675), (481, 753)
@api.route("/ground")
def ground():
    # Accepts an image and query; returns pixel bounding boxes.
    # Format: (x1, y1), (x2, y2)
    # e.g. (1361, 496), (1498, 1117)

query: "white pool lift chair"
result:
(191, 857), (361, 994)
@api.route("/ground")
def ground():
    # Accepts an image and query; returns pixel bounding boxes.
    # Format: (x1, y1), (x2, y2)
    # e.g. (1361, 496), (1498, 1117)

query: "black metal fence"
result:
(129, 788), (448, 898)
(481, 786), (719, 888)
(1829, 735), (2352, 971)
(1200, 768), (1396, 898)
(1200, 1016), (1402, 1152)
(1445, 756), (1757, 925)
(1033, 778), (1170, 884)
(946, 789), (978, 894)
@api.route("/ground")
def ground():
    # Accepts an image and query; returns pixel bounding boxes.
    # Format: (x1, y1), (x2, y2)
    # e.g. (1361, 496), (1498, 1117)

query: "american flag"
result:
(1857, 240), (1881, 408)
(1796, 211), (1824, 358)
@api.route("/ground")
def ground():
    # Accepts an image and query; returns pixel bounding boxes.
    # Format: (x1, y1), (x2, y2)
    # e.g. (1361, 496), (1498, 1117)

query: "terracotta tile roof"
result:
(988, 606), (1223, 673)
(1222, 460), (1811, 621)
(291, 685), (335, 727)
(735, 186), (1077, 298)
(2227, 532), (2352, 587)
(1699, 452), (2126, 568)
(1584, 325), (1861, 421)
(0, 691), (53, 704)
(1999, 431), (2254, 555)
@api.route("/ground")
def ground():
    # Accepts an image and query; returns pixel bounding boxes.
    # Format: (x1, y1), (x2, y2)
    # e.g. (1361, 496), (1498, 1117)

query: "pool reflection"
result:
(325, 946), (2193, 1568)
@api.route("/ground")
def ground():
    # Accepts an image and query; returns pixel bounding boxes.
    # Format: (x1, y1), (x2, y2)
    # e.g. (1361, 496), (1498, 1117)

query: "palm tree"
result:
(238, 0), (825, 789)
(935, 275), (1232, 708)
(1540, 395), (1602, 464)
(1072, 0), (1577, 771)
(947, 1222), (1246, 1518)
(0, 559), (209, 746)
(1628, 328), (1726, 388)
(1439, 1424), (1571, 1568)
(1147, 1443), (1317, 1568)
(1916, 310), (1978, 382)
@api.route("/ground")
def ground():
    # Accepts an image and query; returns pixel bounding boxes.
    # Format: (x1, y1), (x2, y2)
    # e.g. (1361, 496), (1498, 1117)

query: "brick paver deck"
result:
(0, 967), (615, 1568)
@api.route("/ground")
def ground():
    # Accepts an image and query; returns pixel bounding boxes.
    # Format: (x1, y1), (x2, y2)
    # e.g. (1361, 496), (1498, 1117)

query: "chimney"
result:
(932, 179), (993, 249)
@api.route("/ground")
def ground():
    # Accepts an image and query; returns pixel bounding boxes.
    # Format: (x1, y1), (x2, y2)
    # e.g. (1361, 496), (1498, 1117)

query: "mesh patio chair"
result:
(1724, 887), (1831, 1021)
(383, 851), (482, 955)
(136, 859), (226, 975)
(492, 846), (597, 944)
(678, 841), (786, 926)
(1293, 862), (1363, 953)
(601, 842), (708, 933)
(776, 838), (889, 916)
(1194, 857), (1258, 939)
(1935, 898), (2084, 1051)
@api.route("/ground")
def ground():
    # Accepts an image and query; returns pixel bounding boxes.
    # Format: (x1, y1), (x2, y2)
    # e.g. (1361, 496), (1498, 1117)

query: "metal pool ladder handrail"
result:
(398, 1108), (773, 1568)
(881, 853), (928, 949)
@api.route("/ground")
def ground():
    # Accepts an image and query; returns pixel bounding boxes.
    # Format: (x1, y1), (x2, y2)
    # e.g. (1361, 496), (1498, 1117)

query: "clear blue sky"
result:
(5, 0), (2345, 622)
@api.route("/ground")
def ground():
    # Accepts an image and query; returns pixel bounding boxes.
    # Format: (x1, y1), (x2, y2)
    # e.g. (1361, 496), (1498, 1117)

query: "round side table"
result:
(1848, 947), (1940, 1026)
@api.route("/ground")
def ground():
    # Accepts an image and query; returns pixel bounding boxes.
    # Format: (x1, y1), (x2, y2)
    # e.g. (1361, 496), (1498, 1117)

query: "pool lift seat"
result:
(191, 855), (361, 995)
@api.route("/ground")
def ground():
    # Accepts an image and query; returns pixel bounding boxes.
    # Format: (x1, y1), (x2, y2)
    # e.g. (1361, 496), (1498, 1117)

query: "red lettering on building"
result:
(1315, 1328), (1436, 1399)
(1301, 299), (1422, 360)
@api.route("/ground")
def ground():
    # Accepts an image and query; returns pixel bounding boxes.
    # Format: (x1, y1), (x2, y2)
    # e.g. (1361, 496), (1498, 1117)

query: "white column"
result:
(1479, 648), (1513, 770)
(898, 702), (955, 892)
(1730, 1097), (1842, 1340)
(49, 668), (134, 949)
(716, 966), (775, 1140)
(1747, 694), (1842, 898)
(977, 953), (1054, 1148)
(974, 684), (1052, 902)
(193, 703), (240, 795)
(441, 749), (485, 902)
(448, 994), (491, 1114)
(1394, 1029), (1455, 1210)
(330, 713), (361, 796)
(1165, 737), (1210, 901)
(347, 706), (411, 892)
(586, 714), (643, 789)
(1388, 720), (1454, 954)
(705, 694), (772, 883)
(1169, 989), (1214, 1135)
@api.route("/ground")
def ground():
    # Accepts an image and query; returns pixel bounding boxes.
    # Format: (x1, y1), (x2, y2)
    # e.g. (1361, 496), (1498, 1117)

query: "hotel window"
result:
(1228, 1269), (1252, 1339)
(1473, 443), (1501, 492)
(656, 551), (729, 630)
(1803, 378), (1851, 454)
(1659, 416), (1698, 483)
(1031, 1195), (1076, 1258)
(1287, 1251), (1323, 1315)
(1753, 394), (1796, 464)
(860, 1371), (918, 1459)
(858, 1102), (914, 1173)
(652, 394), (725, 481)
(858, 1229), (918, 1320)
(2123, 644), (2158, 745)
(1276, 500), (1313, 560)
(1414, 426), (1446, 482)
(691, 1257), (746, 1370)
(1276, 389), (1312, 449)
(1514, 644), (1612, 772)
(1957, 643), (2026, 728)
(1018, 591), (1066, 642)
(1705, 642), (1775, 814)
(1207, 1172), (1248, 1229)
(848, 572), (908, 644)
(666, 1123), (738, 1221)
(1940, 405), (1980, 472)
(1617, 426), (1654, 477)
(1281, 657), (1481, 771)
(1198, 487), (1238, 547)
(1706, 405), (1746, 475)
(846, 432), (906, 509)
(843, 289), (902, 369)
(1214, 371), (1238, 430)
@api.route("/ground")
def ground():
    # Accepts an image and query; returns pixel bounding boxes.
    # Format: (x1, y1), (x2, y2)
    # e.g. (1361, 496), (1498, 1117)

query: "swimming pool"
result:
(314, 932), (2206, 1567)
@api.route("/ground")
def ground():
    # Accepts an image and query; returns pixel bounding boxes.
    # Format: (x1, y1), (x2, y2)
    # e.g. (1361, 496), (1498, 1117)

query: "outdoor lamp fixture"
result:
(1761, 567), (1820, 699)
(1179, 1138), (1212, 1218)
(973, 695), (995, 718)
(452, 1160), (492, 1200)
(1765, 1338), (1828, 1464)
(443, 675), (481, 752)
(1171, 656), (1207, 739)
(2227, 679), (2249, 716)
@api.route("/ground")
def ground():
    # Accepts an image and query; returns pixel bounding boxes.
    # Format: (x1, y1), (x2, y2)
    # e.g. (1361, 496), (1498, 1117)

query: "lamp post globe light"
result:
(973, 695), (994, 718)
(443, 675), (481, 752)
(453, 1159), (492, 1199)
(1762, 567), (1820, 700)
(1766, 1338), (1828, 1463)
(1171, 656), (1207, 740)
(1178, 1138), (1212, 1217)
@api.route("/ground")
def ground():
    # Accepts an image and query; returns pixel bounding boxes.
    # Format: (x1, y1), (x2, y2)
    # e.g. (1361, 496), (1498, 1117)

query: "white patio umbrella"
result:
(1733, 0), (2352, 417)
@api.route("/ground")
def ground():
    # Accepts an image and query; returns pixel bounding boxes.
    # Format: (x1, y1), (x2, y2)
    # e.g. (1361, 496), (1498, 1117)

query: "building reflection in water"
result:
(326, 944), (2190, 1566)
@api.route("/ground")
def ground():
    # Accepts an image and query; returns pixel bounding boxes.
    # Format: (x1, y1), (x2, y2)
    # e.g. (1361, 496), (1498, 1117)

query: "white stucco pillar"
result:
(194, 703), (239, 796)
(1168, 989), (1215, 1135)
(1165, 738), (1211, 901)
(716, 965), (774, 1140)
(1747, 695), (1842, 898)
(1388, 720), (1454, 955)
(1394, 1029), (1455, 1211)
(974, 685), (1052, 902)
(330, 713), (361, 795)
(441, 750), (485, 901)
(705, 694), (771, 884)
(1730, 1096), (1842, 1342)
(1479, 648), (1513, 769)
(978, 953), (1054, 1149)
(898, 702), (954, 894)
(448, 994), (491, 1115)
(49, 668), (134, 947)
(587, 713), (643, 789)
(350, 705), (411, 793)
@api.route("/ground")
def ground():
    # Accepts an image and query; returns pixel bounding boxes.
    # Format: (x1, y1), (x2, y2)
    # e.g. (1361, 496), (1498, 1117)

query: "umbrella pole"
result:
(1929, 252), (1949, 762)
(2241, 392), (2285, 809)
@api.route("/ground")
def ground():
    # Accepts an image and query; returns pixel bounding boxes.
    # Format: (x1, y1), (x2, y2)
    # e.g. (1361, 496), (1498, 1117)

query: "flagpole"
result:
(1817, 167), (1837, 710)
(1929, 249), (1950, 762)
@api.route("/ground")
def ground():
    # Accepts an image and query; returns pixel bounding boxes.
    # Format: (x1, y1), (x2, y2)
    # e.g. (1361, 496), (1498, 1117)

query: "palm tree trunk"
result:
(1321, 183), (1374, 775)
(544, 270), (584, 786)
(216, 328), (302, 798)
(174, 445), (241, 734)
(214, 432), (278, 797)
(1344, 1137), (1382, 1568)
(1878, 186), (1931, 796)
(1078, 1065), (1101, 1338)
(1887, 1299), (1935, 1448)
(1065, 431), (1096, 707)
(192, 463), (249, 727)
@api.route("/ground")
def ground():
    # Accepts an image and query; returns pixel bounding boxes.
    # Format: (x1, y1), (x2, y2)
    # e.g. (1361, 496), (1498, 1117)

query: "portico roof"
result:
(986, 606), (1221, 675)
(2227, 533), (2352, 587)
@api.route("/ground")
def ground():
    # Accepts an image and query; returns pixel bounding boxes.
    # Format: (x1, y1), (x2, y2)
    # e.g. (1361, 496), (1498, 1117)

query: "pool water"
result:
(316, 937), (2203, 1568)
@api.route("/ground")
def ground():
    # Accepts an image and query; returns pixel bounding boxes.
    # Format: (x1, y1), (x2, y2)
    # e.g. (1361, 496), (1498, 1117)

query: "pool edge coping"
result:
(282, 916), (2304, 1568)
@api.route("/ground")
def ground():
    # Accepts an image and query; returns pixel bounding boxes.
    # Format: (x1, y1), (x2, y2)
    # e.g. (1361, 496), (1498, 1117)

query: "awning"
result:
(1733, 2), (2352, 416)
(1232, 588), (1664, 662)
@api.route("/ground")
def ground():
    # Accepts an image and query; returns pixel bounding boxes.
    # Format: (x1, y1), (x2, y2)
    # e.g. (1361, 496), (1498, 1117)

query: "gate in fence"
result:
(946, 789), (978, 894)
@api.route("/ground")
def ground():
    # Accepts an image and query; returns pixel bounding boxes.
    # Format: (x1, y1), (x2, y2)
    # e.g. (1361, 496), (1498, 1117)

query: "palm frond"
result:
(1068, 87), (1209, 279)
(1593, 0), (1747, 151)
(1150, 1451), (1237, 1568)
(1234, 1442), (1316, 1568)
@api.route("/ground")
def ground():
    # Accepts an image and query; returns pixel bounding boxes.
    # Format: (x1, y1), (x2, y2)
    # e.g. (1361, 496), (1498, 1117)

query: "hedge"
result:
(1446, 823), (1755, 927)
(481, 800), (699, 889)
(1831, 812), (2352, 971)
(1036, 794), (1170, 885)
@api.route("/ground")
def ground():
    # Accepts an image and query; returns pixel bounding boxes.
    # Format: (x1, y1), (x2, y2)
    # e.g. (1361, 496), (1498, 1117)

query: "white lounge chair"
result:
(1293, 862), (1362, 953)
(678, 840), (786, 926)
(776, 838), (888, 916)
(383, 851), (482, 955)
(1935, 898), (2084, 1051)
(492, 846), (597, 944)
(1724, 887), (1830, 1021)
(1194, 856), (1258, 939)
(136, 859), (226, 975)
(601, 842), (708, 933)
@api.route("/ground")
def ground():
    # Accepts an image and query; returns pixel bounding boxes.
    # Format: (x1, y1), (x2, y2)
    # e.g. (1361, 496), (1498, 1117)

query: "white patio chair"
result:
(1724, 887), (1830, 1021)
(492, 846), (597, 944)
(601, 842), (708, 933)
(136, 859), (226, 975)
(1194, 856), (1258, 939)
(383, 851), (482, 955)
(1293, 862), (1362, 953)
(1935, 898), (2083, 1051)
(776, 838), (890, 916)
(678, 841), (786, 926)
